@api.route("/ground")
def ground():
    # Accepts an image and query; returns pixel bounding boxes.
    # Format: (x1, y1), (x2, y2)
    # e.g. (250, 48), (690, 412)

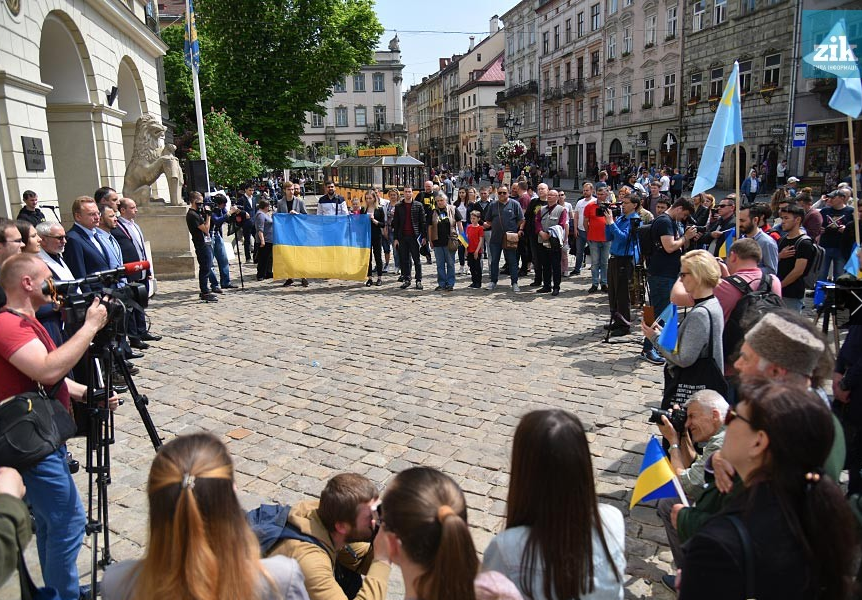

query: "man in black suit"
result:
(236, 183), (257, 261)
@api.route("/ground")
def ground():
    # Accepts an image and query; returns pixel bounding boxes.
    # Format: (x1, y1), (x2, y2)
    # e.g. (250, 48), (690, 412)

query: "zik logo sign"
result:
(812, 34), (858, 62)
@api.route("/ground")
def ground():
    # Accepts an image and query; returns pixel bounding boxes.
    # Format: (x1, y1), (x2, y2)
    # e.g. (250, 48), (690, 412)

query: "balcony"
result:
(563, 78), (586, 98)
(542, 86), (563, 101)
(366, 122), (407, 134)
(496, 81), (539, 106)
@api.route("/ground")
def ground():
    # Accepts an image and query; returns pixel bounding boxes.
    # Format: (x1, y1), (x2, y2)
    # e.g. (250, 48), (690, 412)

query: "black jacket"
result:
(391, 201), (426, 242)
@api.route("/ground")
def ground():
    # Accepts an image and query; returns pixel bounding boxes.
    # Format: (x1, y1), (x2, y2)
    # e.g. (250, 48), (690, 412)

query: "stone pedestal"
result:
(135, 203), (194, 280)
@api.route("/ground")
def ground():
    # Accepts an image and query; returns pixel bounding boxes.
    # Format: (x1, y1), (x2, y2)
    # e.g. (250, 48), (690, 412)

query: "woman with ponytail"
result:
(680, 379), (856, 599)
(102, 433), (309, 600)
(380, 467), (487, 600)
(482, 409), (625, 600)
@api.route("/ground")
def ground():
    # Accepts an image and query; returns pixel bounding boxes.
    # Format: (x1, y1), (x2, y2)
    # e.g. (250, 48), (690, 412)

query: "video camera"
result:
(649, 407), (688, 434)
(599, 202), (622, 218)
(42, 261), (150, 341)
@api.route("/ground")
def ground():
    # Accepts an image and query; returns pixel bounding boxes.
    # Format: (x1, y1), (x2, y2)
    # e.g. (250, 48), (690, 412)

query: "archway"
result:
(40, 12), (100, 219)
(117, 57), (148, 165)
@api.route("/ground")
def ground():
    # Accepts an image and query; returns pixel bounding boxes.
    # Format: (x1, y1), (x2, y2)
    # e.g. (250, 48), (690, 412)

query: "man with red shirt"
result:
(0, 253), (116, 599)
(584, 187), (612, 293)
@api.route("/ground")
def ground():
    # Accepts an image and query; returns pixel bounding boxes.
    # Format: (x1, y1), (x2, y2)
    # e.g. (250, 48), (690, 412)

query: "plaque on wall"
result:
(22, 137), (46, 171)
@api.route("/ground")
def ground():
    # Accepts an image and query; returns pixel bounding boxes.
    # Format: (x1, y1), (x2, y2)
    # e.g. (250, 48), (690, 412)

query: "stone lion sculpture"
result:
(123, 114), (184, 205)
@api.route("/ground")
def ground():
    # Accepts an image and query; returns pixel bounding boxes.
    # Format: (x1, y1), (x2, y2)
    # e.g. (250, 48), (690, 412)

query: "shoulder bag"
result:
(661, 306), (728, 409)
(497, 202), (519, 250)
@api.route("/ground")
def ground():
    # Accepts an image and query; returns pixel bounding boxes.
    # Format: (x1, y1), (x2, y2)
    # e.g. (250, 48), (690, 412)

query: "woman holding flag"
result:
(641, 250), (725, 409)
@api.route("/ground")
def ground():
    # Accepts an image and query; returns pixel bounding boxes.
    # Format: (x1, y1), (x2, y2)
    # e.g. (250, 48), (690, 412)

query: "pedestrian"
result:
(535, 189), (567, 296)
(483, 185), (525, 292)
(454, 188), (470, 274)
(428, 191), (460, 291)
(466, 210), (484, 288)
(363, 190), (385, 287)
(254, 198), (273, 281)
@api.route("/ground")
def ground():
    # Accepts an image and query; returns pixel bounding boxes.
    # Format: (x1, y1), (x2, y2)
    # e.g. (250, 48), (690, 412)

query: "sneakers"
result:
(283, 279), (294, 286)
(301, 278), (309, 287)
(640, 348), (666, 365)
(434, 285), (443, 291)
(375, 278), (382, 286)
(199, 292), (218, 302)
(398, 275), (404, 282)
(588, 285), (599, 293)
(487, 282), (498, 290)
(415, 281), (423, 290)
(511, 283), (520, 292)
(570, 269), (581, 276)
(601, 284), (609, 292)
(610, 327), (631, 337)
(210, 287), (224, 294)
(383, 263), (391, 273)
(400, 280), (411, 289)
(660, 574), (677, 593)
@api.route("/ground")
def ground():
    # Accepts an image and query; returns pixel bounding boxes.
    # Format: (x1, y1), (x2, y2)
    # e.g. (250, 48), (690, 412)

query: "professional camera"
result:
(599, 202), (622, 218)
(694, 225), (708, 233)
(649, 407), (688, 433)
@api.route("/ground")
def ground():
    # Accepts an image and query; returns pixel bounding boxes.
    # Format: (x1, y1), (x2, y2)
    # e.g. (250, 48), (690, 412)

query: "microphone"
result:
(122, 260), (150, 275)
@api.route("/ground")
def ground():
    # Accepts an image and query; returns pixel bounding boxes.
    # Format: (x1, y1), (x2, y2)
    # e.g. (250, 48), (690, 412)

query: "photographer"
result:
(0, 253), (118, 600)
(210, 195), (239, 290)
(603, 187), (641, 336)
(655, 390), (728, 590)
(186, 191), (220, 302)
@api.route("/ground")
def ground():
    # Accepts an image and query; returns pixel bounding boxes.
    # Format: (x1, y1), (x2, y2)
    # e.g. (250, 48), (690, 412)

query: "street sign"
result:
(793, 124), (807, 147)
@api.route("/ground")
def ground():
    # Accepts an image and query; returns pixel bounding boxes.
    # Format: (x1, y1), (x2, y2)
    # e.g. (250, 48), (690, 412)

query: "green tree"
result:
(188, 109), (264, 189)
(195, 0), (383, 166)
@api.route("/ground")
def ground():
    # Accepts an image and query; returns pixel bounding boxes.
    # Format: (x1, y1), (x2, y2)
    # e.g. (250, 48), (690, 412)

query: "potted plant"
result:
(642, 102), (653, 109)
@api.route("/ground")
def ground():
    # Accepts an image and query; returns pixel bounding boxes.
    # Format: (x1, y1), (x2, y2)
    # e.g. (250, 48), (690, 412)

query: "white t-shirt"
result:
(660, 175), (671, 192)
(575, 197), (594, 231)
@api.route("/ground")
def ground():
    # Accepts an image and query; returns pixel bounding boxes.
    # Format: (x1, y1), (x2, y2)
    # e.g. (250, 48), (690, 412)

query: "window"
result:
(555, 65), (561, 88)
(544, 109), (550, 130)
(738, 60), (752, 93)
(353, 74), (365, 92)
(644, 78), (655, 106)
(608, 0), (618, 14)
(624, 0), (633, 6)
(606, 87), (616, 113)
(530, 25), (536, 45)
(710, 67), (724, 97)
(373, 73), (385, 92)
(311, 112), (324, 127)
(517, 28), (523, 50)
(543, 31), (550, 54)
(591, 51), (600, 77)
(374, 106), (386, 126)
(577, 99), (585, 124)
(554, 105), (561, 128)
(693, 1), (704, 32)
(740, 0), (755, 15)
(530, 101), (536, 124)
(335, 106), (348, 126)
(565, 18), (572, 43)
(590, 96), (599, 121)
(355, 106), (366, 126)
(554, 25), (560, 49)
(518, 66), (524, 84)
(622, 83), (632, 110)
(591, 4), (601, 30)
(645, 15), (657, 45)
(577, 12), (585, 37)
(764, 53), (781, 86)
(623, 27), (632, 53)
(714, 0), (726, 25)
(543, 70), (550, 90)
(663, 73), (676, 104)
(608, 34), (616, 59)
(508, 34), (515, 56)
(577, 57), (584, 81)
(565, 102), (572, 126)
(334, 78), (346, 93)
(565, 61), (572, 82)
(690, 73), (702, 99)
(666, 6), (678, 38)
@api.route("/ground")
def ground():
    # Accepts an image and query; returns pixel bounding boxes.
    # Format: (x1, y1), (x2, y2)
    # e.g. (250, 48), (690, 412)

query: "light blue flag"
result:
(846, 243), (862, 279)
(691, 62), (744, 197)
(802, 18), (861, 118)
(184, 0), (200, 74)
(655, 303), (679, 354)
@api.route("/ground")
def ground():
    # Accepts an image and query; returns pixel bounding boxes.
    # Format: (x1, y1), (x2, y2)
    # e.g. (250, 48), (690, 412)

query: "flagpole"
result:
(848, 116), (860, 249)
(186, 0), (211, 196)
(670, 472), (690, 507)
(735, 143), (741, 241)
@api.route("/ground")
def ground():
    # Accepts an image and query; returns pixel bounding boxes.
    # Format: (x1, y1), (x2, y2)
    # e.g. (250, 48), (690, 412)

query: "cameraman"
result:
(186, 191), (219, 302)
(603, 186), (641, 336)
(210, 195), (238, 290)
(655, 390), (727, 589)
(0, 253), (118, 599)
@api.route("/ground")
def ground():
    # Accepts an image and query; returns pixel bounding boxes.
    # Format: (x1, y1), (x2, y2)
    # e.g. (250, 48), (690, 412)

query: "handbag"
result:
(661, 307), (728, 409)
(496, 203), (520, 249)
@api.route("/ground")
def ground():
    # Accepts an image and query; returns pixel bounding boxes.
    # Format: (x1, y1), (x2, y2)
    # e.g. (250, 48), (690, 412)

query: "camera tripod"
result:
(81, 332), (162, 600)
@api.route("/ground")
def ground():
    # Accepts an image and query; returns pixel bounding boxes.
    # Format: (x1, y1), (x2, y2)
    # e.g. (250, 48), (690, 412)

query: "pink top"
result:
(714, 267), (783, 322)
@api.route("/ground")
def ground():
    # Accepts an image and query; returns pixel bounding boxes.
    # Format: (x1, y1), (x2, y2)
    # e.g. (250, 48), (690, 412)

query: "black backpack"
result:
(722, 270), (785, 363)
(793, 234), (825, 289)
(638, 214), (668, 262)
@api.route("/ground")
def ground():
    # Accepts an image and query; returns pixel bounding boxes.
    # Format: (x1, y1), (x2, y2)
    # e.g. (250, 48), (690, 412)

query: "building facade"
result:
(441, 57), (462, 169)
(680, 0), (796, 190)
(301, 39), (406, 161)
(458, 53), (505, 170)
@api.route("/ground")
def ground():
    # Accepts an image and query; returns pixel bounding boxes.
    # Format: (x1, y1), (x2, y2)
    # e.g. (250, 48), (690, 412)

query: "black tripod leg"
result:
(111, 347), (163, 450)
(234, 230), (245, 289)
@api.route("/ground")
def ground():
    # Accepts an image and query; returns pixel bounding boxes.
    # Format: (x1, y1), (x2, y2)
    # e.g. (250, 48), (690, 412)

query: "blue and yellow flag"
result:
(845, 243), (862, 279)
(273, 214), (370, 281)
(655, 303), (679, 354)
(184, 0), (200, 74)
(718, 227), (735, 259)
(692, 61), (744, 196)
(458, 229), (469, 248)
(630, 437), (682, 509)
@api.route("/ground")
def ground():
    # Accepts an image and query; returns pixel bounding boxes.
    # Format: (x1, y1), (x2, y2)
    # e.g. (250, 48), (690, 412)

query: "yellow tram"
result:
(324, 147), (426, 203)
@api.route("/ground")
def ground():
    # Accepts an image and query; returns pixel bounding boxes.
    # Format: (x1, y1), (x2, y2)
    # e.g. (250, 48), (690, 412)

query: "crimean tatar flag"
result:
(630, 437), (683, 509)
(655, 303), (679, 354)
(184, 0), (200, 74)
(273, 214), (370, 281)
(691, 61), (744, 196)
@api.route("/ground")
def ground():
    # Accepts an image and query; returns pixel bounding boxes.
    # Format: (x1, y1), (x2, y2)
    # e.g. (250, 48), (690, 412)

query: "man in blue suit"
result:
(63, 196), (111, 292)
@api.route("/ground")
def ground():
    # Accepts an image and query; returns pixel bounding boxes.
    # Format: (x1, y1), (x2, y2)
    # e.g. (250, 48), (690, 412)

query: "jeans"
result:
(433, 245), (456, 288)
(821, 246), (845, 281)
(194, 242), (216, 294)
(574, 229), (588, 272)
(589, 240), (611, 286)
(644, 274), (676, 352)
(489, 243), (519, 284)
(398, 236), (422, 282)
(784, 296), (805, 312)
(212, 233), (232, 287)
(22, 445), (86, 600)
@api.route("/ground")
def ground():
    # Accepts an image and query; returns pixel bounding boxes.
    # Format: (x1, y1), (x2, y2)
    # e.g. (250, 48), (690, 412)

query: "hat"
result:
(787, 177), (799, 184)
(745, 313), (824, 377)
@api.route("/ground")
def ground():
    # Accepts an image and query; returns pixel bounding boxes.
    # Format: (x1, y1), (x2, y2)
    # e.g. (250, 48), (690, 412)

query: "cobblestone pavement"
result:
(4, 261), (677, 600)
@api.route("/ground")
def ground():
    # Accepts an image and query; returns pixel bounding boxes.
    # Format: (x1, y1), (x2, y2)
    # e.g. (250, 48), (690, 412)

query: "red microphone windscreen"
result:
(123, 260), (150, 275)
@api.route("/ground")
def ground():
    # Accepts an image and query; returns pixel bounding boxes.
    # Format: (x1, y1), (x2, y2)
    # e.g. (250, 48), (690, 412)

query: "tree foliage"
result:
(188, 109), (264, 189)
(190, 0), (383, 166)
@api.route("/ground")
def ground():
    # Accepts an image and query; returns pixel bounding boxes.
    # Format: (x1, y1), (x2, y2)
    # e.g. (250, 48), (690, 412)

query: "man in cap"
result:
(785, 176), (800, 198)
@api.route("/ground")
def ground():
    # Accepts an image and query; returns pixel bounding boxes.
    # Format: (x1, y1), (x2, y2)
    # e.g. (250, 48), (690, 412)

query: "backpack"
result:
(637, 214), (668, 262)
(722, 270), (785, 363)
(793, 234), (825, 289)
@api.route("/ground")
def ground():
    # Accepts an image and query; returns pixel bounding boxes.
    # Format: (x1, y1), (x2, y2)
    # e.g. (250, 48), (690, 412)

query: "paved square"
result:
(3, 266), (676, 599)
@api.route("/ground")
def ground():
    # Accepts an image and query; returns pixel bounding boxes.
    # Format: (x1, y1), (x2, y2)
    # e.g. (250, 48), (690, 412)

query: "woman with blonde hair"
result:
(102, 433), (308, 600)
(363, 189), (385, 286)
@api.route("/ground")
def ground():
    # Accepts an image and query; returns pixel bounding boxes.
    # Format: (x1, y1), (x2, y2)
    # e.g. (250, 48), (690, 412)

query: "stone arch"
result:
(117, 56), (149, 164)
(40, 11), (100, 219)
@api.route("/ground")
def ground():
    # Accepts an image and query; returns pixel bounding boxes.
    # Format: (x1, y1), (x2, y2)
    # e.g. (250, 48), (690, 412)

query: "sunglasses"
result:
(724, 409), (752, 427)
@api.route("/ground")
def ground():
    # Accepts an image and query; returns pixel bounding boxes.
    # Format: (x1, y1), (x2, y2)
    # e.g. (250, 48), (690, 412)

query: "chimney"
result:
(468, 36), (475, 52)
(490, 15), (500, 34)
(439, 57), (449, 70)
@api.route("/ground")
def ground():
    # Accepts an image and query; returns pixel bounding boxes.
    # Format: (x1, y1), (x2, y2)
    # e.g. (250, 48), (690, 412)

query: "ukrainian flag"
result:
(718, 227), (735, 259)
(458, 229), (469, 248)
(184, 0), (200, 74)
(630, 437), (682, 509)
(655, 304), (679, 354)
(273, 214), (370, 281)
(691, 61), (744, 196)
(845, 243), (862, 279)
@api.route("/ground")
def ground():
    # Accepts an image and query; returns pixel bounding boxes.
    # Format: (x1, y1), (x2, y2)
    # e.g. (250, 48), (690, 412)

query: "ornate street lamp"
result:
(503, 113), (522, 142)
(572, 129), (581, 188)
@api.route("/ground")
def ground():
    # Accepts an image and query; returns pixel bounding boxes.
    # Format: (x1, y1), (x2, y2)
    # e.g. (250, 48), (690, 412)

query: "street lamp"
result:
(572, 129), (581, 188)
(503, 112), (522, 142)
